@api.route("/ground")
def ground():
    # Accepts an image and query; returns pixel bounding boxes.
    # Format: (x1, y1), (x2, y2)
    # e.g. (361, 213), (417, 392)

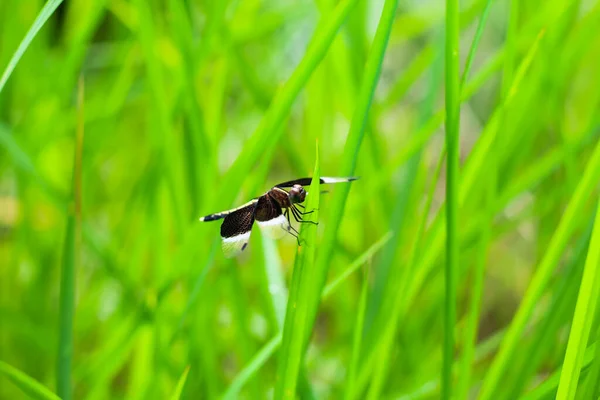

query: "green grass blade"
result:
(456, 206), (491, 399)
(0, 361), (61, 400)
(57, 209), (76, 400)
(460, 0), (494, 87)
(0, 0), (64, 94)
(443, 0), (461, 396)
(344, 264), (369, 400)
(274, 143), (320, 399)
(169, 366), (190, 400)
(56, 76), (84, 400)
(456, 2), (495, 398)
(556, 199), (600, 399)
(478, 129), (600, 399)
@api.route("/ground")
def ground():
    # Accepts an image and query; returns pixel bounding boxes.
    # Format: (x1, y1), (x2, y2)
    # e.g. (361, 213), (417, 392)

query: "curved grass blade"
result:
(556, 198), (600, 399)
(274, 144), (320, 399)
(0, 361), (61, 400)
(0, 0), (64, 94)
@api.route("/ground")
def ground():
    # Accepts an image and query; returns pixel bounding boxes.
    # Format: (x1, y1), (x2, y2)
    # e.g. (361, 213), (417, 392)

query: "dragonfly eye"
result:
(289, 184), (306, 204)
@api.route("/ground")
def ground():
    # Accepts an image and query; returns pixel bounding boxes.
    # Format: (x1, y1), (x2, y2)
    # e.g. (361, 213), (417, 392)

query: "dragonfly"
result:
(199, 177), (358, 257)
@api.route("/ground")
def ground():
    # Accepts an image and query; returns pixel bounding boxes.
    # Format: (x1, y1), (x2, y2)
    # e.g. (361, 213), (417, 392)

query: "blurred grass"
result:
(2, 0), (600, 399)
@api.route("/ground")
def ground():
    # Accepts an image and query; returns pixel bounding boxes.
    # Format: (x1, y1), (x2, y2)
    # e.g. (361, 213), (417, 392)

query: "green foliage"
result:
(2, 0), (600, 399)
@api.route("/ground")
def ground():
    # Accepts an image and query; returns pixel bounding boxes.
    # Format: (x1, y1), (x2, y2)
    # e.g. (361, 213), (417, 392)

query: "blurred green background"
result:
(2, 0), (600, 399)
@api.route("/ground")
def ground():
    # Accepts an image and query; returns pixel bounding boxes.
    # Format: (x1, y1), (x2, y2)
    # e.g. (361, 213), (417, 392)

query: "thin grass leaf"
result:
(0, 361), (61, 400)
(0, 0), (64, 94)
(443, 0), (461, 396)
(344, 264), (369, 400)
(274, 144), (320, 399)
(169, 366), (190, 400)
(456, 2), (495, 397)
(57, 75), (84, 400)
(456, 201), (491, 400)
(461, 0), (494, 86)
(556, 198), (600, 399)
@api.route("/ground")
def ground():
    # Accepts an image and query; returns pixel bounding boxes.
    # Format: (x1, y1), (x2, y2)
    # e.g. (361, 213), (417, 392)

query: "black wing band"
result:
(275, 176), (358, 188)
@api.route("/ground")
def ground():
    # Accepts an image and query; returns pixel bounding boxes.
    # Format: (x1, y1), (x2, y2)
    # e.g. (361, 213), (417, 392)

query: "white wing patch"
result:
(321, 176), (356, 183)
(257, 214), (290, 240)
(221, 231), (251, 258)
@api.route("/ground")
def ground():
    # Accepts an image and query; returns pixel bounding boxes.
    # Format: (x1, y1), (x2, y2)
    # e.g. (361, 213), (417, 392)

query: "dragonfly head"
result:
(288, 184), (306, 204)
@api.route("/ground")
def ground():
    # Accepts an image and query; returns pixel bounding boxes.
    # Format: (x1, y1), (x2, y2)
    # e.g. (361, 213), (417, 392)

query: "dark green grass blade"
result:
(56, 76), (84, 400)
(344, 264), (369, 400)
(0, 361), (61, 400)
(443, 0), (461, 396)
